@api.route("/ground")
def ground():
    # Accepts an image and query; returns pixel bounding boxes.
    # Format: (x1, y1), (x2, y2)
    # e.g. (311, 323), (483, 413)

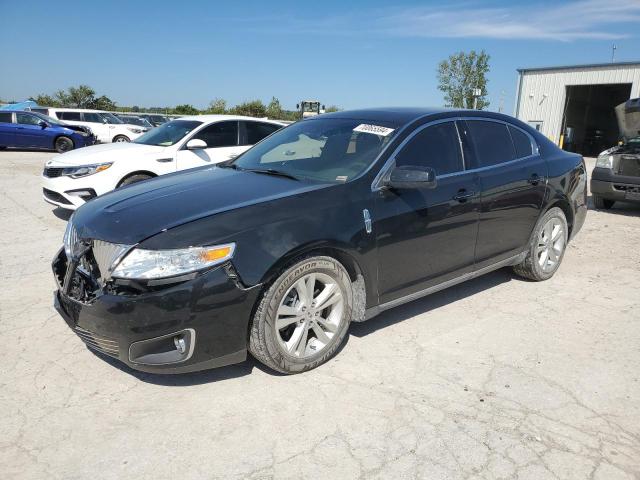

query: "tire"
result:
(513, 207), (568, 282)
(118, 173), (153, 187)
(249, 256), (353, 374)
(113, 135), (130, 143)
(593, 195), (615, 210)
(54, 136), (74, 153)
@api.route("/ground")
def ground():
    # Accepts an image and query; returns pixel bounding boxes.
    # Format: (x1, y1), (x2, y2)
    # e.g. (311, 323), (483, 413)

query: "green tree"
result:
(64, 85), (97, 108)
(325, 105), (341, 113)
(30, 94), (62, 107)
(91, 95), (117, 111)
(173, 104), (200, 115)
(207, 98), (227, 114)
(266, 97), (283, 119)
(229, 100), (267, 118)
(437, 50), (490, 110)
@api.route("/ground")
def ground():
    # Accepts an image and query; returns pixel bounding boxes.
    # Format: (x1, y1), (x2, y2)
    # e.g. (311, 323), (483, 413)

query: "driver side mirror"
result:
(38, 120), (48, 129)
(186, 138), (207, 150)
(385, 165), (437, 190)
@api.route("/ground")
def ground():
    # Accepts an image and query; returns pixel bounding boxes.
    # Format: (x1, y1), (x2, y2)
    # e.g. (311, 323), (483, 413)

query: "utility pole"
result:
(612, 44), (617, 63)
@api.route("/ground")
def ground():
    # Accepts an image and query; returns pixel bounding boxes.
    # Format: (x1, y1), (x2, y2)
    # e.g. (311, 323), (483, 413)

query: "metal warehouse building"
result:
(514, 61), (640, 156)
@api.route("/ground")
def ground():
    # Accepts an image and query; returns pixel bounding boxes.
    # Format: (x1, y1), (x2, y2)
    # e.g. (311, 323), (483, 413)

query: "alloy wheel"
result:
(536, 217), (565, 273)
(275, 272), (344, 358)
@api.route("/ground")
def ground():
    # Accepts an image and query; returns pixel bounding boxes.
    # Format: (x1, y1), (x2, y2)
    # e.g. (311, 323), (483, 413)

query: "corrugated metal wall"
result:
(515, 64), (640, 144)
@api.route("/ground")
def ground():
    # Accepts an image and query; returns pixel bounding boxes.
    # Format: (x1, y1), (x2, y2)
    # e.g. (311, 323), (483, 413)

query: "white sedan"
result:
(42, 115), (285, 210)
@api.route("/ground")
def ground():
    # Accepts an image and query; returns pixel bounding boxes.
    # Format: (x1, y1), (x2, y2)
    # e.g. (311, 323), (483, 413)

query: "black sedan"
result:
(52, 108), (587, 374)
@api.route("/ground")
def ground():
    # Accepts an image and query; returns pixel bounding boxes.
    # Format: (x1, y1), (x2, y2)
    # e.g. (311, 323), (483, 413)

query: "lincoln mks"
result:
(52, 108), (587, 374)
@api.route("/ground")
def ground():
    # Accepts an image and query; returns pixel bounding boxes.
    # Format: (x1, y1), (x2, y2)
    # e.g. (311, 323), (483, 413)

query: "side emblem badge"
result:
(363, 209), (372, 234)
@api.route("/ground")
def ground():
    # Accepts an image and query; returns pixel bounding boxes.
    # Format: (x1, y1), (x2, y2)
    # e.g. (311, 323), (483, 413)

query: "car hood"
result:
(47, 142), (167, 166)
(615, 98), (640, 141)
(71, 166), (331, 245)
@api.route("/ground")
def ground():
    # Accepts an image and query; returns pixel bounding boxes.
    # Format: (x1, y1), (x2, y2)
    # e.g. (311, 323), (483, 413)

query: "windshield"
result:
(233, 118), (398, 183)
(134, 120), (202, 146)
(101, 112), (124, 124)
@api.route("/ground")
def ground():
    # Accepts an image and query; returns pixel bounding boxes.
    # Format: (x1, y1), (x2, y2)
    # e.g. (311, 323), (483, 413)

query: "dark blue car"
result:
(0, 110), (96, 153)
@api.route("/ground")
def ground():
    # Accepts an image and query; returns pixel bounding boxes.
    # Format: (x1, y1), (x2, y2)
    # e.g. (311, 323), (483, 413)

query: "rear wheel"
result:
(118, 173), (153, 187)
(593, 195), (615, 210)
(249, 256), (353, 374)
(513, 207), (568, 281)
(54, 136), (74, 153)
(113, 135), (130, 143)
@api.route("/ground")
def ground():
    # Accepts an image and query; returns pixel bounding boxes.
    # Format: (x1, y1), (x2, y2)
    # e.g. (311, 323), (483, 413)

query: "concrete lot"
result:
(0, 150), (639, 480)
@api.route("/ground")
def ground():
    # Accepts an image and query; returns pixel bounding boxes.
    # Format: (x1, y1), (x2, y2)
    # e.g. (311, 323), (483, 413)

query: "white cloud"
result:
(239, 0), (640, 42)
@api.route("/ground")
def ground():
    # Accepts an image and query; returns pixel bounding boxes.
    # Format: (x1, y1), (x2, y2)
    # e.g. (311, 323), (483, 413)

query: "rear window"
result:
(509, 126), (533, 158)
(466, 120), (516, 168)
(0, 112), (12, 123)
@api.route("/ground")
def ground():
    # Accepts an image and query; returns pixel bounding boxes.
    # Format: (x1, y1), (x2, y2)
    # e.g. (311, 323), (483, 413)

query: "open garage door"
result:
(561, 83), (632, 156)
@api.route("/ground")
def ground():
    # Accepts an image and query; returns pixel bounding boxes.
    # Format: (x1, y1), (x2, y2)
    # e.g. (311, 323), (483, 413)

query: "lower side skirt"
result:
(364, 251), (527, 321)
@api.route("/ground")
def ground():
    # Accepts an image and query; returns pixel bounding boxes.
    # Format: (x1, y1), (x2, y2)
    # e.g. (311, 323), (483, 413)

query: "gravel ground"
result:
(0, 151), (639, 480)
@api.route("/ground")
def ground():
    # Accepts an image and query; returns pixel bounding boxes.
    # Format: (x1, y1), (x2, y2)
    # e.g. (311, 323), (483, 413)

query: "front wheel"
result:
(113, 135), (130, 143)
(118, 173), (153, 187)
(513, 207), (568, 281)
(54, 136), (74, 153)
(249, 256), (353, 374)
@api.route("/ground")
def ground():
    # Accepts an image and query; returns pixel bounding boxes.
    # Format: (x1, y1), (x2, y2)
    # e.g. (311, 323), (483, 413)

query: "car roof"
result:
(315, 107), (518, 127)
(176, 114), (286, 125)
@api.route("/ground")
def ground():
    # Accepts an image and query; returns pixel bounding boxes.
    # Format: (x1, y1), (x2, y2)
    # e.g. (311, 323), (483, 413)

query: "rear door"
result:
(461, 119), (547, 268)
(374, 120), (480, 303)
(176, 121), (242, 170)
(0, 112), (15, 146)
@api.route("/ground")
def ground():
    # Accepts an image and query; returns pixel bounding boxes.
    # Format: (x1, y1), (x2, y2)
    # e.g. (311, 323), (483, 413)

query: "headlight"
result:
(595, 155), (613, 169)
(62, 162), (113, 178)
(127, 127), (144, 134)
(73, 129), (90, 137)
(111, 243), (236, 280)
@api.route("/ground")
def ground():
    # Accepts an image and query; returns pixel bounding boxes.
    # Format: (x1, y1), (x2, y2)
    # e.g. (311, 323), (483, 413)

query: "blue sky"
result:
(1, 0), (639, 113)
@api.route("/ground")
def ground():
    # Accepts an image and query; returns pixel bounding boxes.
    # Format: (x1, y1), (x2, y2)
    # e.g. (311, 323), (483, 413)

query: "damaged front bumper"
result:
(52, 247), (261, 374)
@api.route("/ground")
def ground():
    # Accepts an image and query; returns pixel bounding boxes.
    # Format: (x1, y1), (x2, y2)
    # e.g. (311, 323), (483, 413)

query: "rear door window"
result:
(508, 125), (533, 158)
(242, 121), (282, 145)
(193, 121), (238, 148)
(82, 113), (103, 123)
(466, 120), (516, 168)
(58, 111), (81, 121)
(0, 112), (12, 123)
(395, 121), (463, 176)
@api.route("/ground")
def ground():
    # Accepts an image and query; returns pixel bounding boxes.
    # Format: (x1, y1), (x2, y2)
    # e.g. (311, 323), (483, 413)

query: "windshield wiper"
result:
(243, 168), (300, 181)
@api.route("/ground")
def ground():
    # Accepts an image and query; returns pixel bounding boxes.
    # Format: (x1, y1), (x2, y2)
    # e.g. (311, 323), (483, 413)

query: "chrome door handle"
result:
(156, 157), (173, 163)
(453, 190), (475, 202)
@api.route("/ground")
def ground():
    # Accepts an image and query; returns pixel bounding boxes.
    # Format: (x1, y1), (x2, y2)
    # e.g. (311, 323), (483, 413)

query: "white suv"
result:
(42, 115), (285, 209)
(33, 108), (148, 143)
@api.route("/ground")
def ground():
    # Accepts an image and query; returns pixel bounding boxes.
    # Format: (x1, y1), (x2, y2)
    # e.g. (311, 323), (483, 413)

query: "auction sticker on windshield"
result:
(353, 124), (395, 137)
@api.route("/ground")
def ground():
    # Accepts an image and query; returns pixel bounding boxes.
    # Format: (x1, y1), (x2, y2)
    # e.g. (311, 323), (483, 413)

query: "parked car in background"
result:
(32, 108), (147, 143)
(138, 113), (170, 127)
(591, 98), (640, 209)
(115, 115), (154, 129)
(51, 108), (587, 374)
(0, 110), (96, 153)
(42, 115), (285, 209)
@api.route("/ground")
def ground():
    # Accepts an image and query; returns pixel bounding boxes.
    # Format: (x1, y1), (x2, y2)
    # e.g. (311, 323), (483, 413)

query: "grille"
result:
(43, 188), (72, 205)
(75, 326), (119, 358)
(618, 156), (640, 177)
(614, 185), (640, 193)
(43, 167), (64, 178)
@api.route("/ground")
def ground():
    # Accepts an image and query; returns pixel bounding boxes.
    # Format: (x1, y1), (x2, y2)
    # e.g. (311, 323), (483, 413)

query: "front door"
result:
(374, 121), (480, 304)
(461, 120), (547, 268)
(176, 121), (245, 171)
(81, 112), (111, 143)
(15, 112), (49, 148)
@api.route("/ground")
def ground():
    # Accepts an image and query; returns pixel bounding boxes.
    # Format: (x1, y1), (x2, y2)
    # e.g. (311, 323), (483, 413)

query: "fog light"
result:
(66, 188), (97, 201)
(174, 335), (186, 354)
